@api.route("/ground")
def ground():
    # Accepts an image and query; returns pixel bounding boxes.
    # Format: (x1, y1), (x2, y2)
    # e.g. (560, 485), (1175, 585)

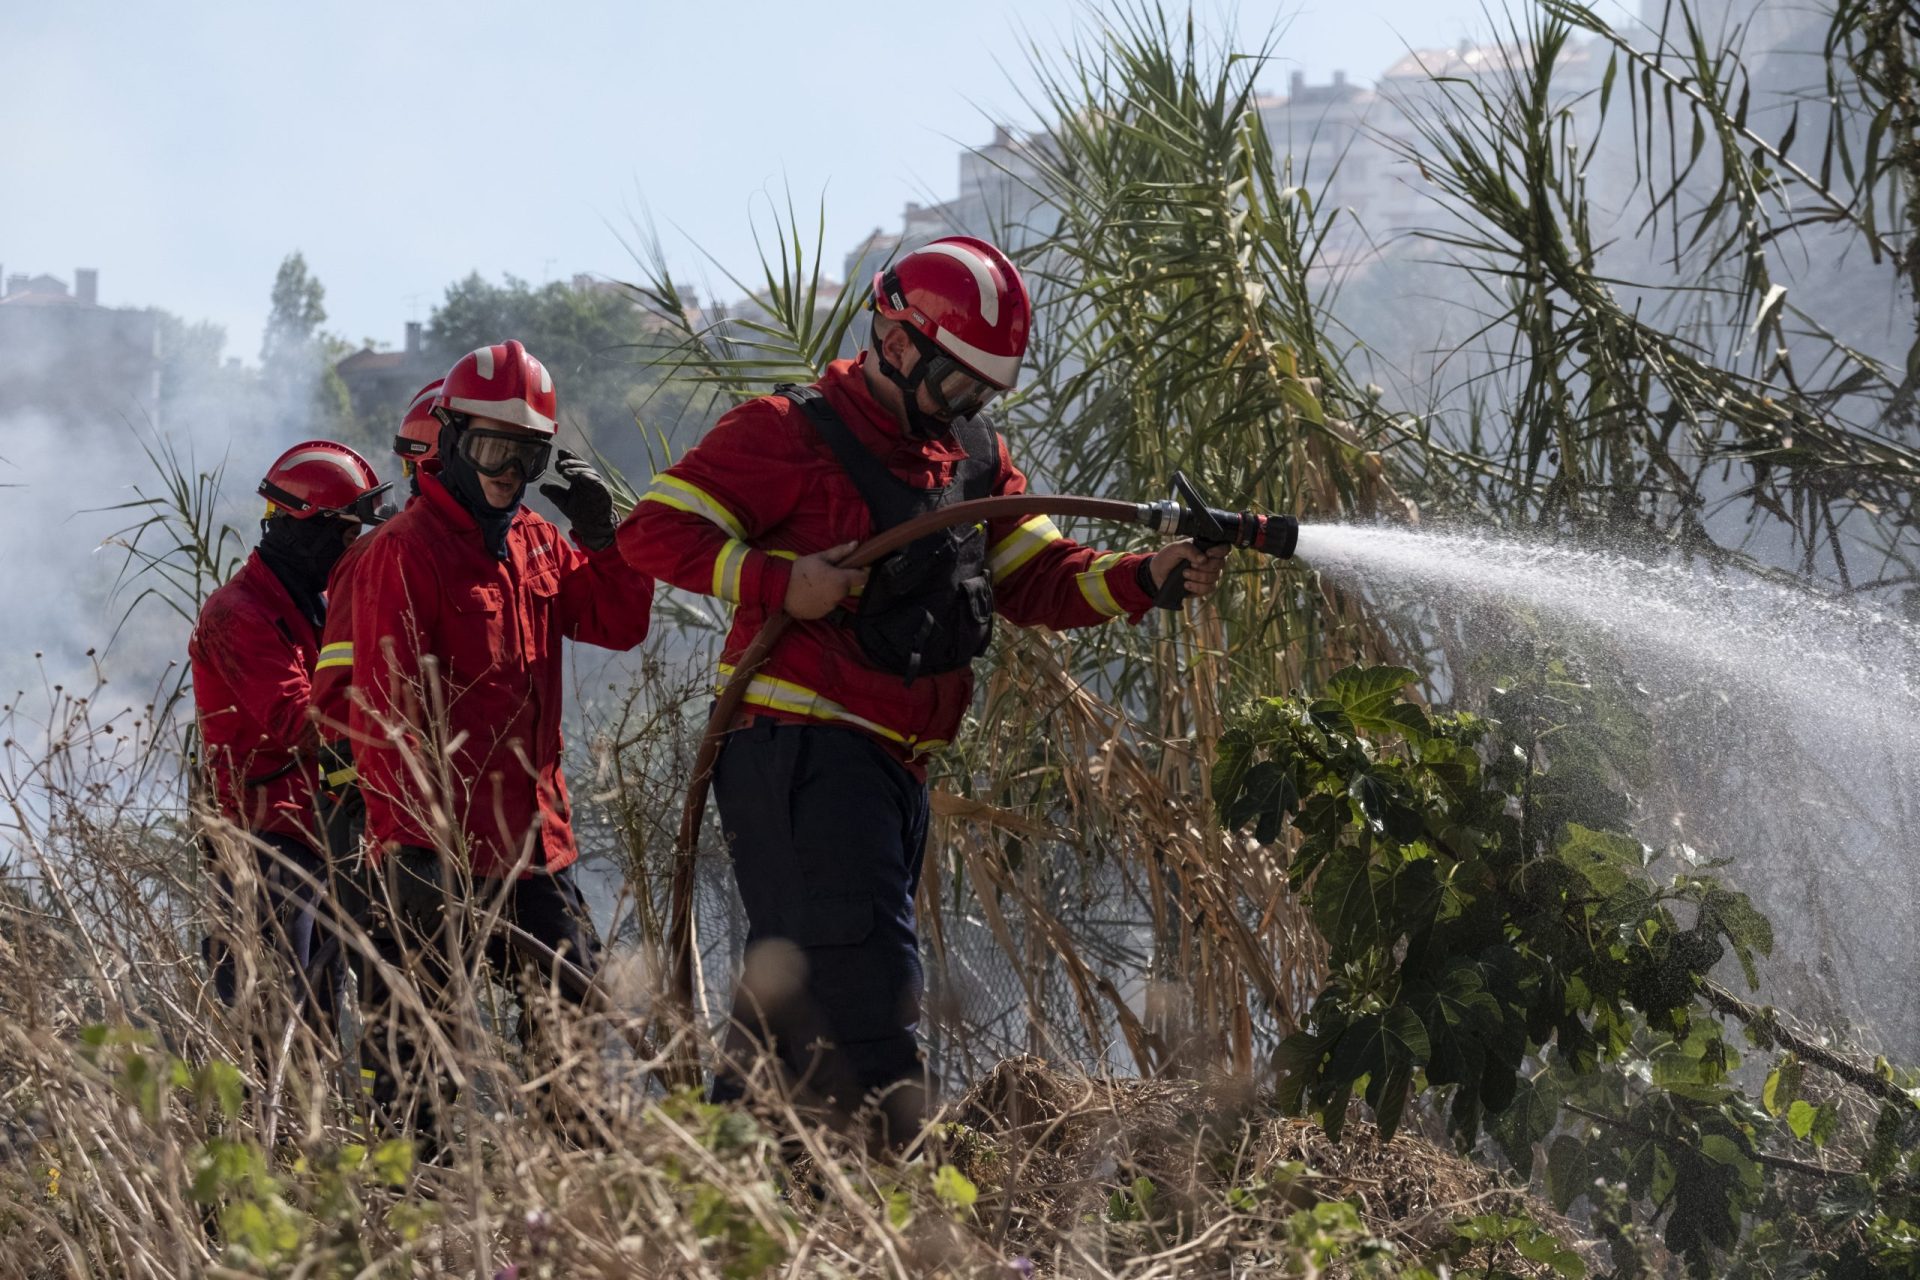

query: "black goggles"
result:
(259, 478), (395, 525)
(904, 326), (1009, 420)
(456, 427), (552, 482)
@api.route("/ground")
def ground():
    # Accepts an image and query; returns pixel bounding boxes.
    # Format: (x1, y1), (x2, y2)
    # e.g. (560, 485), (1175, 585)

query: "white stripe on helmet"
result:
(277, 447), (368, 488)
(445, 395), (558, 436)
(536, 360), (552, 394)
(919, 241), (1000, 327)
(931, 325), (1021, 387)
(473, 346), (496, 379)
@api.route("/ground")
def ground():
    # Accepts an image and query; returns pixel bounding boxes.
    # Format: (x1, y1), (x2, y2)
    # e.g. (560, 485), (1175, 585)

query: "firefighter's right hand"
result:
(784, 541), (868, 620)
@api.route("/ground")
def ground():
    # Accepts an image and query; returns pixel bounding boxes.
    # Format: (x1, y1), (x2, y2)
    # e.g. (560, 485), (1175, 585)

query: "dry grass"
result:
(0, 661), (1591, 1279)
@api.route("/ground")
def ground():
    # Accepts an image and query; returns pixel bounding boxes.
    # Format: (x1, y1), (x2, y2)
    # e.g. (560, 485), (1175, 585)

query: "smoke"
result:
(0, 313), (343, 739)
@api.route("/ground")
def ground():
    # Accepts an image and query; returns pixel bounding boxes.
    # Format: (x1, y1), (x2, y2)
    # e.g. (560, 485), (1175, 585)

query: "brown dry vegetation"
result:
(0, 661), (1590, 1280)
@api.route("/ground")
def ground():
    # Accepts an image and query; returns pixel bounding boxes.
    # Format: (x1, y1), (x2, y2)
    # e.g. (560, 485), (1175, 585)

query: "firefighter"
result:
(311, 379), (441, 874)
(308, 380), (438, 1110)
(348, 340), (653, 1143)
(616, 236), (1226, 1142)
(190, 440), (390, 1042)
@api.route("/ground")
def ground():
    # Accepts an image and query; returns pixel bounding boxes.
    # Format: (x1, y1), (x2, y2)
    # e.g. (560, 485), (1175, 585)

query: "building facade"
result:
(0, 268), (161, 429)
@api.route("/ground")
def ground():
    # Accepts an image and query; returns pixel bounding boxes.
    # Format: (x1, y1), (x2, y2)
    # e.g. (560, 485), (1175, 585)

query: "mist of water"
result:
(1295, 523), (1920, 1051)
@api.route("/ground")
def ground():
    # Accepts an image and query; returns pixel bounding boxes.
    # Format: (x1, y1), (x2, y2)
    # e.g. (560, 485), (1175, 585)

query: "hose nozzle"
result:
(1140, 471), (1299, 607)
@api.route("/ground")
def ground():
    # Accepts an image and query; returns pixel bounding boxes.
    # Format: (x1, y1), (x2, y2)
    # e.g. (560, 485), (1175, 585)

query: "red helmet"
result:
(394, 378), (444, 464)
(872, 236), (1031, 402)
(433, 340), (557, 437)
(258, 440), (389, 523)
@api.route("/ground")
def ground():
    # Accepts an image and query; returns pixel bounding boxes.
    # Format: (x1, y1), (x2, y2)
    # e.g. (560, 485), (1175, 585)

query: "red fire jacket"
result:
(189, 551), (323, 844)
(347, 474), (654, 878)
(311, 500), (408, 771)
(311, 525), (375, 745)
(616, 355), (1156, 770)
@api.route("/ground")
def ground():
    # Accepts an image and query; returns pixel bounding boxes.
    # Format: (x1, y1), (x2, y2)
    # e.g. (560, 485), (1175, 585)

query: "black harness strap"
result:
(776, 384), (996, 522)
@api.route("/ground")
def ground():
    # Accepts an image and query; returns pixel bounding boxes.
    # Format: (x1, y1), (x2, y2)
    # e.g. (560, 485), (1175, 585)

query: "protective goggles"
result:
(904, 326), (1010, 420)
(456, 427), (552, 482)
(259, 478), (395, 525)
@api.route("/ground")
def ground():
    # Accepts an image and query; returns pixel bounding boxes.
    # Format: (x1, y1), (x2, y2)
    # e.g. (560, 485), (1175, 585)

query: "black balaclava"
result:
(871, 317), (955, 441)
(437, 417), (522, 560)
(257, 514), (351, 630)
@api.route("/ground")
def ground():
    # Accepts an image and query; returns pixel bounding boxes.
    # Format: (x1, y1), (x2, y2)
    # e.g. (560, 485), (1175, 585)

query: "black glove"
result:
(538, 447), (617, 551)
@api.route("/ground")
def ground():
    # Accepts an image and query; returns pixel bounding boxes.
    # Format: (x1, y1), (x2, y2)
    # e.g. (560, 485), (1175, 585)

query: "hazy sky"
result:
(4, 1), (1501, 361)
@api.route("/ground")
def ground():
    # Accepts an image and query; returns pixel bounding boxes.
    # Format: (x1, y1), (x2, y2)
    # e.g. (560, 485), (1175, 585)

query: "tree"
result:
(260, 252), (327, 374)
(424, 272), (698, 479)
(249, 251), (354, 445)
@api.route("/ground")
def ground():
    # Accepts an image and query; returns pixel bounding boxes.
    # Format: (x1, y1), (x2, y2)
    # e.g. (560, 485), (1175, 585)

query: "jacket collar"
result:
(821, 354), (972, 465)
(237, 550), (317, 643)
(417, 470), (530, 538)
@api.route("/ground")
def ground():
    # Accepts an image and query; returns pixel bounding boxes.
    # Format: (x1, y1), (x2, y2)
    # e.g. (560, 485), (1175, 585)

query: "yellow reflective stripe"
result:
(325, 764), (358, 787)
(988, 514), (1064, 583)
(315, 642), (354, 672)
(711, 539), (751, 603)
(716, 663), (946, 755)
(1076, 552), (1128, 616)
(639, 474), (747, 540)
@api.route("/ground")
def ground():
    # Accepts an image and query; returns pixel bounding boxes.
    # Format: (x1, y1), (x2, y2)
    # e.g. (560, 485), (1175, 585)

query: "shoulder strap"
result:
(949, 419), (999, 503)
(777, 383), (933, 529)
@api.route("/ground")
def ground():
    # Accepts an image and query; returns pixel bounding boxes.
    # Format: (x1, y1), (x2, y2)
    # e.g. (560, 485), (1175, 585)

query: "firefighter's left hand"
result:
(1150, 541), (1229, 598)
(540, 448), (618, 551)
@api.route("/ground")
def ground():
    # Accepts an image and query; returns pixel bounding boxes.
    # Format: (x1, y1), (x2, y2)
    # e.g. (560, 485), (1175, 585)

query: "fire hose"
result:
(662, 472), (1299, 1049)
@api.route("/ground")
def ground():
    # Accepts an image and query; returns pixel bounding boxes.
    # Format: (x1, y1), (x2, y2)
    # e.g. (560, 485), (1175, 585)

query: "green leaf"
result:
(196, 1060), (246, 1120)
(1555, 824), (1645, 897)
(1325, 665), (1430, 741)
(1226, 759), (1300, 843)
(1545, 1135), (1590, 1213)
(1307, 698), (1355, 737)
(1311, 847), (1380, 962)
(1326, 664), (1420, 716)
(1370, 1005), (1431, 1139)
(932, 1163), (978, 1214)
(371, 1139), (414, 1188)
(1865, 1103), (1905, 1180)
(1809, 1101), (1839, 1150)
(1787, 1099), (1818, 1140)
(1762, 1054), (1802, 1117)
(1212, 726), (1255, 815)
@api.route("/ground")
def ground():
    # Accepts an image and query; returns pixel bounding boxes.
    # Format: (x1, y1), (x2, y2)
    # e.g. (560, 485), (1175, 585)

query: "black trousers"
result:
(710, 719), (930, 1121)
(204, 831), (341, 1045)
(358, 849), (602, 1148)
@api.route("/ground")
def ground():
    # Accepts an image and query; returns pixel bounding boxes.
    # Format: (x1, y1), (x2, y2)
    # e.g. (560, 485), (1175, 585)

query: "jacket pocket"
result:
(451, 584), (506, 666)
(522, 569), (560, 662)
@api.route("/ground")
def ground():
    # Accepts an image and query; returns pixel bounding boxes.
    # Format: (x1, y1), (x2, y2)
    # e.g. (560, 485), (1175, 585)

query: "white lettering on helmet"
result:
(473, 346), (496, 379)
(920, 241), (1000, 327)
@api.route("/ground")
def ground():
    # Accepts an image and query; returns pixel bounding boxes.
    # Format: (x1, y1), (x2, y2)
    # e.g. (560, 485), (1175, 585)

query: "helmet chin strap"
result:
(871, 318), (953, 440)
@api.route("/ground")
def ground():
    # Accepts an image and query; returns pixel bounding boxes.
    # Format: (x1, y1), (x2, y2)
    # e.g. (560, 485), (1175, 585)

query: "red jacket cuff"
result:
(745, 551), (794, 613)
(1112, 552), (1158, 620)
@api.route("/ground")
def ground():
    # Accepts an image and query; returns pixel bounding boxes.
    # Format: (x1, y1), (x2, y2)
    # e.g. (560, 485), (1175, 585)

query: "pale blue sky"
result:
(3, 1), (1498, 360)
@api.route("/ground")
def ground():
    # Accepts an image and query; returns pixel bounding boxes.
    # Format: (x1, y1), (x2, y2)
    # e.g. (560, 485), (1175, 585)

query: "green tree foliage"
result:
(256, 251), (353, 442)
(425, 272), (697, 474)
(260, 252), (327, 373)
(1216, 665), (1920, 1276)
